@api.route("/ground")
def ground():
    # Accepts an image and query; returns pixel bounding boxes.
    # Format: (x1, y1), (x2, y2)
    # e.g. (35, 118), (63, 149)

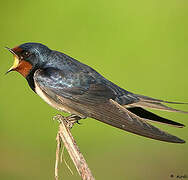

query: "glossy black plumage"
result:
(128, 107), (185, 127)
(7, 42), (187, 143)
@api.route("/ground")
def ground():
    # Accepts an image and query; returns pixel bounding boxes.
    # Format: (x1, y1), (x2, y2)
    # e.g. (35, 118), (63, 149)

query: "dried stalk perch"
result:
(53, 114), (95, 180)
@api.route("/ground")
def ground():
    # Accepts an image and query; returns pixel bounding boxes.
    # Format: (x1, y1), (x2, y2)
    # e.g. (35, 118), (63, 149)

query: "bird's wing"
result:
(34, 68), (116, 104)
(34, 68), (185, 143)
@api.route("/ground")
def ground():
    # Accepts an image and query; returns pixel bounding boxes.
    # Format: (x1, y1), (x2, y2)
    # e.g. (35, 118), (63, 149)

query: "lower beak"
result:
(5, 68), (14, 75)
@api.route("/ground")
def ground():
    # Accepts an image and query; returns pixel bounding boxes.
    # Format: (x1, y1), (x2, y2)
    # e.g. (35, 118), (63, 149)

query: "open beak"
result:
(5, 47), (20, 74)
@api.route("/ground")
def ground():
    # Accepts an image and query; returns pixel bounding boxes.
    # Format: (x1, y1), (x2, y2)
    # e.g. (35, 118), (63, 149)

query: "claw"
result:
(53, 114), (82, 129)
(76, 121), (81, 125)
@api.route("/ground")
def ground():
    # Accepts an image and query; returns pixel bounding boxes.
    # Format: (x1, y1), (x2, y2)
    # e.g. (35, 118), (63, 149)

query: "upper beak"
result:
(5, 47), (20, 74)
(5, 47), (16, 55)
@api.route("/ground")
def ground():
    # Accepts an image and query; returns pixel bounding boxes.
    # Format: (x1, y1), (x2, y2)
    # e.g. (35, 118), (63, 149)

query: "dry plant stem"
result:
(54, 114), (95, 180)
(55, 133), (61, 180)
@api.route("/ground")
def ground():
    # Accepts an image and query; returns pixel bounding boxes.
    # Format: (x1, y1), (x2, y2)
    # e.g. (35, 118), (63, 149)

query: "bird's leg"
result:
(53, 114), (82, 129)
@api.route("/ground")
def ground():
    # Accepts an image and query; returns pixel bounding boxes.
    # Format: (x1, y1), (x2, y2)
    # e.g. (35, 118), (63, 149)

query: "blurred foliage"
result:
(0, 0), (188, 179)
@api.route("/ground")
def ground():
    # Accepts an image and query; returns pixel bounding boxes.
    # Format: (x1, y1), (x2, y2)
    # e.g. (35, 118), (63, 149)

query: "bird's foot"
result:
(53, 114), (82, 129)
(67, 114), (82, 128)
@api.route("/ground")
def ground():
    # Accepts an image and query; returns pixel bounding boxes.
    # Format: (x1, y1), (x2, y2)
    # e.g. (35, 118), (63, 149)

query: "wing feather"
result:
(33, 68), (185, 143)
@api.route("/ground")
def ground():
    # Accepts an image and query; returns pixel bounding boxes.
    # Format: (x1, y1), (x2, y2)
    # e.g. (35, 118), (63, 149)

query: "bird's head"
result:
(6, 42), (51, 77)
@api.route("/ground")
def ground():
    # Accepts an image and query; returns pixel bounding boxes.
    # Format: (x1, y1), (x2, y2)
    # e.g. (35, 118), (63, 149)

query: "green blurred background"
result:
(1, 0), (188, 179)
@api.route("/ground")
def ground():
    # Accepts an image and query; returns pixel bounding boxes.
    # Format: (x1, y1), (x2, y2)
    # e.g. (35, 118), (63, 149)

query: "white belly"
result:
(35, 82), (71, 113)
(34, 82), (86, 118)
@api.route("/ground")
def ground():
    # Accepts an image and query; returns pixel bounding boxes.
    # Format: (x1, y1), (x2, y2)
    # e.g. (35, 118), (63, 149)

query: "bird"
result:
(6, 42), (187, 143)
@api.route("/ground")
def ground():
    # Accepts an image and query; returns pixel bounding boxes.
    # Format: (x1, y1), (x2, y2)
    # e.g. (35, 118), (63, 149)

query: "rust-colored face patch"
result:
(12, 46), (23, 54)
(7, 46), (33, 77)
(15, 60), (33, 77)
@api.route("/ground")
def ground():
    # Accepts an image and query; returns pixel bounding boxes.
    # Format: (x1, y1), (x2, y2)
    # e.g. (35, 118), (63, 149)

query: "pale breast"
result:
(34, 82), (86, 118)
(34, 82), (72, 113)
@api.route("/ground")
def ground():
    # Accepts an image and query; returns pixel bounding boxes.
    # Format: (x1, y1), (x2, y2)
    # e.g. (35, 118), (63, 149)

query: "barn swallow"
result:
(6, 42), (187, 143)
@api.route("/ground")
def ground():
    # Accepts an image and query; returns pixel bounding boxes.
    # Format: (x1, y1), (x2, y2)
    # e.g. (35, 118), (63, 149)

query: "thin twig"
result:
(55, 133), (61, 180)
(60, 145), (74, 175)
(54, 114), (95, 180)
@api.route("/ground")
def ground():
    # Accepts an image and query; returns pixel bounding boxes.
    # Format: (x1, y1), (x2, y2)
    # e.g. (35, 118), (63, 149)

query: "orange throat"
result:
(15, 60), (33, 77)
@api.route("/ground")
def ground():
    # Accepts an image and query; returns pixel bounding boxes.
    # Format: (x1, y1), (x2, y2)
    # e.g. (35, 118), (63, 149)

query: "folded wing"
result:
(34, 68), (185, 143)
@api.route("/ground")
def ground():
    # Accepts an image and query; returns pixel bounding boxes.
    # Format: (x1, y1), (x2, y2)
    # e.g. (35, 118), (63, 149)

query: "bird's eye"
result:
(21, 51), (31, 59)
(23, 51), (30, 56)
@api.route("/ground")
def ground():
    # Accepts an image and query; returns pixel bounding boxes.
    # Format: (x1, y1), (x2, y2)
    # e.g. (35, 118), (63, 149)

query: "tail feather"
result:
(135, 94), (188, 105)
(128, 94), (188, 114)
(128, 107), (185, 128)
